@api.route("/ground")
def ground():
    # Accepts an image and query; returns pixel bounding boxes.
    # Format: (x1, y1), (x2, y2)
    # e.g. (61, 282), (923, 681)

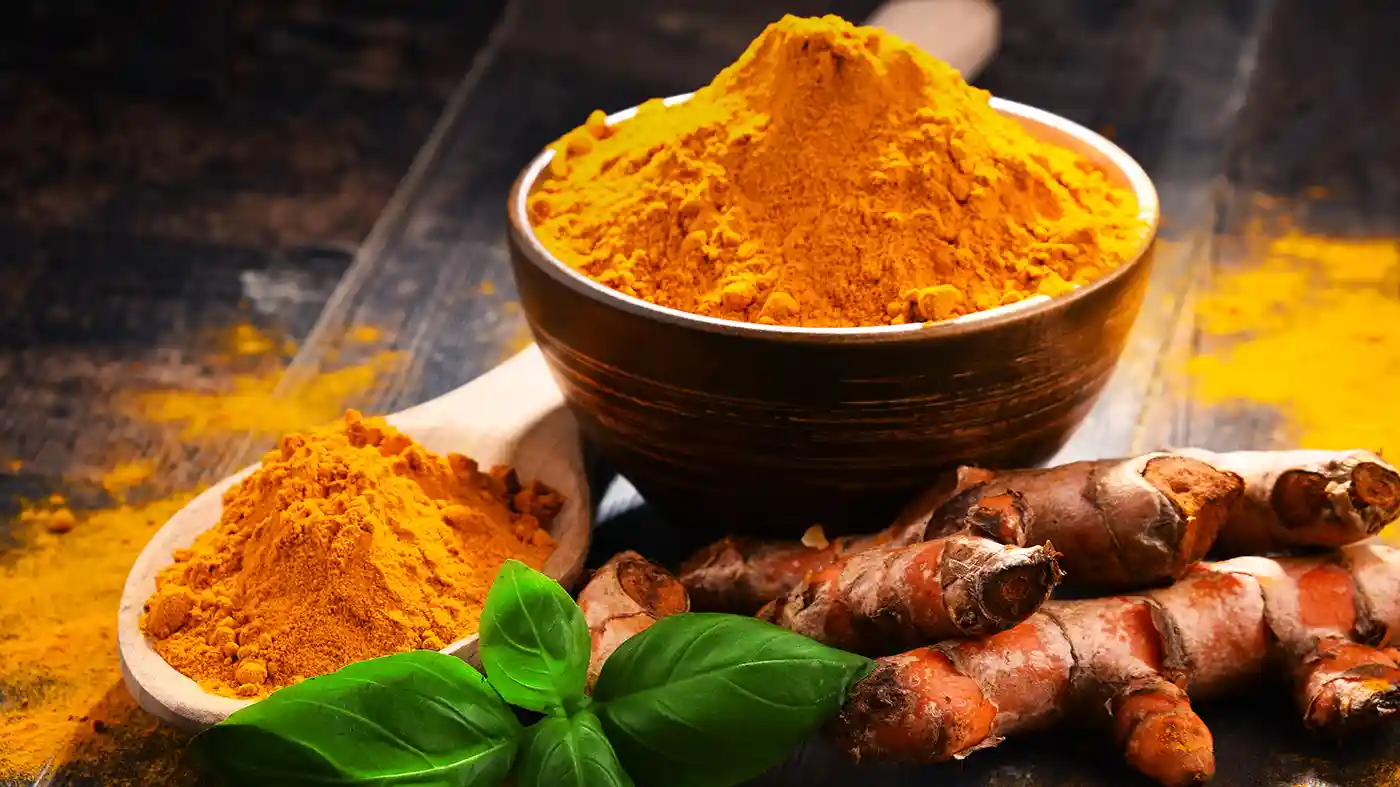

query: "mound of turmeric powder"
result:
(529, 15), (1146, 328)
(141, 410), (560, 698)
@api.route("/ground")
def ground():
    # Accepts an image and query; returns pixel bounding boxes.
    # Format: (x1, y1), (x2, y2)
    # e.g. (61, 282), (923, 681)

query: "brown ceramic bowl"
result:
(507, 96), (1160, 537)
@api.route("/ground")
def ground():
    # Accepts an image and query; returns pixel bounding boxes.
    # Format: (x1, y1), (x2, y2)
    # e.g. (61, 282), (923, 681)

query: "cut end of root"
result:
(617, 555), (691, 617)
(965, 490), (1032, 545)
(1273, 470), (1334, 531)
(977, 548), (1062, 630)
(1142, 456), (1244, 566)
(1351, 462), (1400, 524)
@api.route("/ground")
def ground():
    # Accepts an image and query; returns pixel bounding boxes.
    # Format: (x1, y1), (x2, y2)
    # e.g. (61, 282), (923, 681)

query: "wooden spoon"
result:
(116, 345), (592, 731)
(866, 0), (1000, 79)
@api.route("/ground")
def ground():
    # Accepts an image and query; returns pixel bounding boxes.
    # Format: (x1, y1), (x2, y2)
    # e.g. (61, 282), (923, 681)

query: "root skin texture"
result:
(577, 551), (689, 690)
(677, 449), (1398, 613)
(758, 533), (1062, 654)
(1180, 449), (1400, 554)
(938, 453), (1243, 590)
(830, 542), (1400, 787)
(677, 469), (1021, 613)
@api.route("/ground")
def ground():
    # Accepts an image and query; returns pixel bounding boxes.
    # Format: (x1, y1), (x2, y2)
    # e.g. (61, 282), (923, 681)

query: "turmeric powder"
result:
(141, 410), (561, 698)
(128, 350), (400, 440)
(1189, 231), (1400, 456)
(1, 492), (195, 778)
(529, 15), (1146, 328)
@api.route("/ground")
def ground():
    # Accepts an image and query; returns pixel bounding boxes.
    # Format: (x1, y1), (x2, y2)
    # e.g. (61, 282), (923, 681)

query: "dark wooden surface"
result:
(3, 0), (1399, 785)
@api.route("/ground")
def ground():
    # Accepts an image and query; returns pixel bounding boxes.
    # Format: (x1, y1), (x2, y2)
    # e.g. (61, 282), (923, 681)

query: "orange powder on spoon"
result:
(141, 410), (560, 698)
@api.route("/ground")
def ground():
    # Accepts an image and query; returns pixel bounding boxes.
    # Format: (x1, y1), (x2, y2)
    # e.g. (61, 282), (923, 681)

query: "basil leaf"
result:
(516, 710), (634, 787)
(190, 650), (521, 787)
(479, 559), (590, 714)
(593, 613), (873, 787)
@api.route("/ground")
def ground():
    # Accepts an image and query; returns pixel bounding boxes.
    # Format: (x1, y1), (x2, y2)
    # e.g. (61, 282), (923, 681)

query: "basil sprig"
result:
(191, 560), (873, 787)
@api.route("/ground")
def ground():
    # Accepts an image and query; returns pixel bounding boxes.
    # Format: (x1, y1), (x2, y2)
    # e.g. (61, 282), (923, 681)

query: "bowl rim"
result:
(508, 93), (1161, 345)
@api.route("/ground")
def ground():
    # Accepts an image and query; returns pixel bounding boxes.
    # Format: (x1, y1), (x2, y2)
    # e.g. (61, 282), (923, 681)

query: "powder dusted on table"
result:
(528, 15), (1146, 328)
(140, 410), (560, 698)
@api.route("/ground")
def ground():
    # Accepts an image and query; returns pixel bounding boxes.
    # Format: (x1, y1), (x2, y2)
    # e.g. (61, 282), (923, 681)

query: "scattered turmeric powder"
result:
(228, 323), (278, 356)
(349, 324), (383, 343)
(17, 500), (79, 534)
(100, 460), (156, 501)
(127, 350), (400, 439)
(529, 15), (1146, 328)
(141, 410), (561, 698)
(0, 492), (196, 777)
(1189, 232), (1400, 453)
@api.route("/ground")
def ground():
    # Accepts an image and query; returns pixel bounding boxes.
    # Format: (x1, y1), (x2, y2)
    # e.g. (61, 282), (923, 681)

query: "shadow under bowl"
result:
(506, 96), (1160, 538)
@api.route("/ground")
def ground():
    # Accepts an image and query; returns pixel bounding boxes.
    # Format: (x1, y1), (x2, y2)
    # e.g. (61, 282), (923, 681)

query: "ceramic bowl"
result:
(506, 96), (1160, 537)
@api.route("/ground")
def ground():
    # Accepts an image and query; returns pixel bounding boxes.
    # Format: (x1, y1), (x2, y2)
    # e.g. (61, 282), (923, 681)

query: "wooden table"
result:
(3, 0), (1398, 784)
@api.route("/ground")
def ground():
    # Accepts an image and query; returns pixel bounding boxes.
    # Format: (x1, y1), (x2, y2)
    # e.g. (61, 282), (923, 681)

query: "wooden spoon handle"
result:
(866, 0), (1000, 79)
(388, 344), (564, 443)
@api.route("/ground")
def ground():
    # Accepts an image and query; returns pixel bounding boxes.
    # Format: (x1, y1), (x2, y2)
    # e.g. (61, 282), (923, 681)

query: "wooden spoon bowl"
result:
(507, 97), (1161, 537)
(117, 347), (592, 731)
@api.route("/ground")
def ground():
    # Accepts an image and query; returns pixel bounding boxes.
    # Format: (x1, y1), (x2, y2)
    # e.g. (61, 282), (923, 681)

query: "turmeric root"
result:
(576, 551), (689, 690)
(758, 533), (1061, 655)
(679, 531), (904, 616)
(680, 453), (1238, 609)
(681, 449), (1400, 610)
(901, 453), (1244, 590)
(1179, 449), (1400, 554)
(830, 541), (1400, 787)
(678, 479), (1027, 613)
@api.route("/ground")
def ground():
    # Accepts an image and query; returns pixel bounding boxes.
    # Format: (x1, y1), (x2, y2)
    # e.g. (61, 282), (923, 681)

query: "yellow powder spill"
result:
(1189, 232), (1400, 448)
(1187, 231), (1400, 535)
(17, 501), (78, 534)
(100, 461), (155, 500)
(127, 352), (400, 439)
(229, 323), (277, 356)
(0, 493), (196, 777)
(349, 324), (383, 343)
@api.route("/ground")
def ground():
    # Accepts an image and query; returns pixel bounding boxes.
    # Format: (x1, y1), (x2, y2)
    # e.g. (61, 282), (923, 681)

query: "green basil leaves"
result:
(518, 711), (633, 787)
(190, 560), (873, 787)
(479, 559), (591, 714)
(189, 650), (521, 786)
(594, 614), (874, 787)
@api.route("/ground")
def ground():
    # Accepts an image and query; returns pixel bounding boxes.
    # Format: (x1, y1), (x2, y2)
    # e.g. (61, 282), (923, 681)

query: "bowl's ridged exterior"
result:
(508, 99), (1159, 536)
